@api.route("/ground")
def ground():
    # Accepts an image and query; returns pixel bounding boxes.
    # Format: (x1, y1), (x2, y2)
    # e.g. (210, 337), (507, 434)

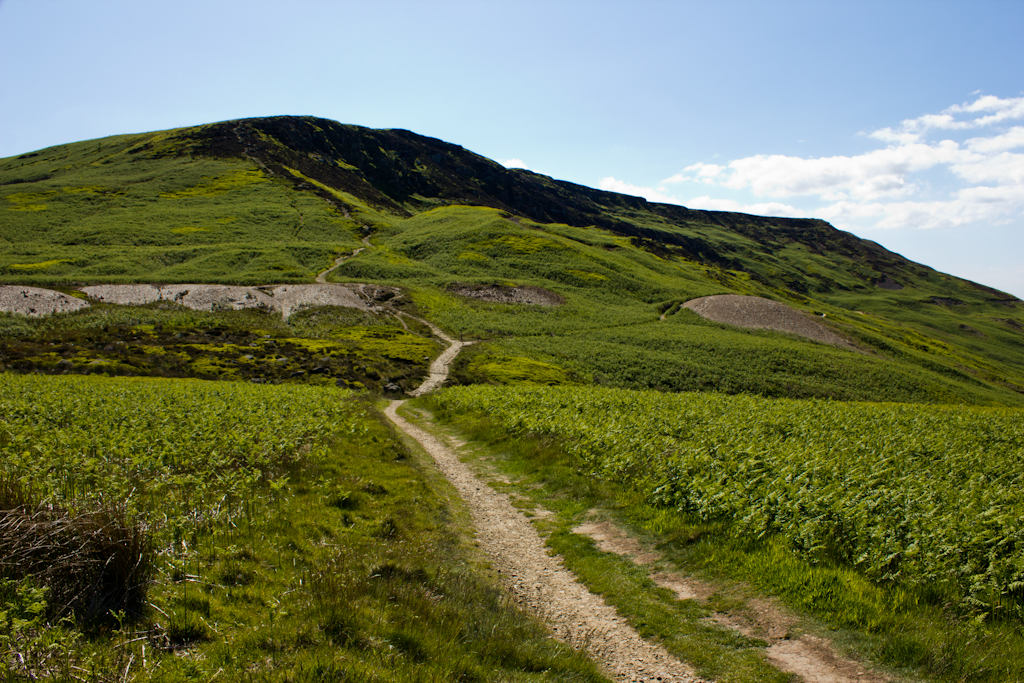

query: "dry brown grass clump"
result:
(0, 477), (152, 626)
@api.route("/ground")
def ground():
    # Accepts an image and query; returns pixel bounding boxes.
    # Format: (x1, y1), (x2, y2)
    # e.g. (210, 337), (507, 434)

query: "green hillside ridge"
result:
(3, 115), (1023, 405)
(4, 116), (1024, 682)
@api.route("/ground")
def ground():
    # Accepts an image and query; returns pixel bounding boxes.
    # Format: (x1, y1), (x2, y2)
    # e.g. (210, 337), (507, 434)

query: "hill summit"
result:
(1, 115), (1022, 404)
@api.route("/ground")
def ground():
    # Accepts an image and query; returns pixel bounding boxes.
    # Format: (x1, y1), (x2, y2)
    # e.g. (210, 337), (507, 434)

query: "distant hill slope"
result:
(2, 115), (1022, 405)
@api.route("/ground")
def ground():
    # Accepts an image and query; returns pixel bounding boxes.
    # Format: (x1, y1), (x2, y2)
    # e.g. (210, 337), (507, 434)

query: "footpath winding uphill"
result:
(387, 323), (891, 683)
(385, 330), (701, 683)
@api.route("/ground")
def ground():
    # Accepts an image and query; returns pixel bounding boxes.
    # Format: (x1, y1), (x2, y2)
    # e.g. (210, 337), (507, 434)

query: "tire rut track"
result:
(382, 328), (701, 682)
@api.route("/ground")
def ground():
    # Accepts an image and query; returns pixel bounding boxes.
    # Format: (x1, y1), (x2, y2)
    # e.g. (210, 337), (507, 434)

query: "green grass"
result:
(5, 117), (1024, 682)
(459, 312), (1020, 405)
(329, 204), (1024, 406)
(1, 131), (362, 284)
(4, 184), (1021, 405)
(5, 123), (1024, 405)
(0, 303), (439, 393)
(425, 385), (1024, 682)
(0, 374), (609, 682)
(398, 402), (794, 683)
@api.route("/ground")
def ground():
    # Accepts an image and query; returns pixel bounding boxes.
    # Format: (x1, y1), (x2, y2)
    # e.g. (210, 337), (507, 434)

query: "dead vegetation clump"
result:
(0, 477), (152, 626)
(448, 283), (564, 306)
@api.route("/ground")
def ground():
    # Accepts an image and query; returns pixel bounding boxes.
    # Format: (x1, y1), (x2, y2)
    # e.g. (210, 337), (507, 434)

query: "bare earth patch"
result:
(449, 283), (565, 306)
(270, 283), (370, 319)
(1, 283), (405, 320)
(683, 295), (859, 351)
(572, 519), (891, 683)
(0, 286), (90, 317)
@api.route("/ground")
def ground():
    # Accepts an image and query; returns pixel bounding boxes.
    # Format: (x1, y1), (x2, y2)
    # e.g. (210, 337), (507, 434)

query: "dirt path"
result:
(315, 236), (371, 283)
(382, 327), (701, 682)
(402, 317), (474, 398)
(574, 521), (891, 683)
(381, 317), (889, 683)
(385, 402), (701, 682)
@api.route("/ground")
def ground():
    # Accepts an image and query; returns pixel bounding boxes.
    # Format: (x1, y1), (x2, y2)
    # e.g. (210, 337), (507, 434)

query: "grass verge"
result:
(401, 402), (795, 683)
(0, 374), (608, 682)
(421, 402), (1024, 683)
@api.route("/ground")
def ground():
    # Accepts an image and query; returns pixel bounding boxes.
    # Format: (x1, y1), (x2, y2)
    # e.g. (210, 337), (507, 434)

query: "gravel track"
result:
(403, 316), (475, 398)
(385, 326), (700, 682)
(385, 402), (700, 683)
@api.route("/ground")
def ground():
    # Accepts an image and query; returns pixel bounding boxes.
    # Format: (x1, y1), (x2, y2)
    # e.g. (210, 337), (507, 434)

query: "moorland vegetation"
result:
(1, 116), (1023, 681)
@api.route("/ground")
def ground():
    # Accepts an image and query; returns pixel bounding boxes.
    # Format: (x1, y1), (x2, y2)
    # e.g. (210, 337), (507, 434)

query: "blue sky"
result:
(2, 0), (1022, 297)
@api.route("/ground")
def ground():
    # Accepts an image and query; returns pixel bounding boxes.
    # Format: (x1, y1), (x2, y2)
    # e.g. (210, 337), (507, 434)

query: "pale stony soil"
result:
(1, 240), (394, 320)
(574, 520), (891, 683)
(2, 283), (402, 320)
(683, 295), (859, 351)
(269, 283), (369, 319)
(0, 286), (90, 317)
(83, 284), (280, 312)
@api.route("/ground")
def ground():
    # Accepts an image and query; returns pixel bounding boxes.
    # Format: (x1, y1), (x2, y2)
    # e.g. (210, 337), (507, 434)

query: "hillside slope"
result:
(2, 115), (1022, 404)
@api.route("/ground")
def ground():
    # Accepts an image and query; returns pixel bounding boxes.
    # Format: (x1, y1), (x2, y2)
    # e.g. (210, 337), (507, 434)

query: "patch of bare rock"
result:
(683, 295), (859, 351)
(0, 286), (90, 317)
(449, 283), (564, 306)
(82, 284), (278, 312)
(1, 283), (405, 320)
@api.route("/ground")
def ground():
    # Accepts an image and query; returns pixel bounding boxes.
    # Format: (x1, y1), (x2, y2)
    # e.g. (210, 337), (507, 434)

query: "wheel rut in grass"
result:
(383, 329), (700, 682)
(574, 520), (892, 683)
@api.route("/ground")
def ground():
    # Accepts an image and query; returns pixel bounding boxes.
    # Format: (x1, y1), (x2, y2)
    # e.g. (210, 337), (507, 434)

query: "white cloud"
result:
(947, 95), (1024, 126)
(816, 185), (1024, 232)
(894, 95), (1024, 134)
(647, 94), (1024, 233)
(868, 128), (922, 145)
(951, 151), (1024, 185)
(964, 126), (1024, 154)
(669, 163), (725, 182)
(670, 142), (963, 201)
(685, 196), (805, 217)
(499, 158), (530, 169)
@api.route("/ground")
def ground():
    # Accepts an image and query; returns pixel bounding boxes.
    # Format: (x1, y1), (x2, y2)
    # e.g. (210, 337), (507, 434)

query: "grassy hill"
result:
(3, 117), (1024, 682)
(2, 115), (1023, 405)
